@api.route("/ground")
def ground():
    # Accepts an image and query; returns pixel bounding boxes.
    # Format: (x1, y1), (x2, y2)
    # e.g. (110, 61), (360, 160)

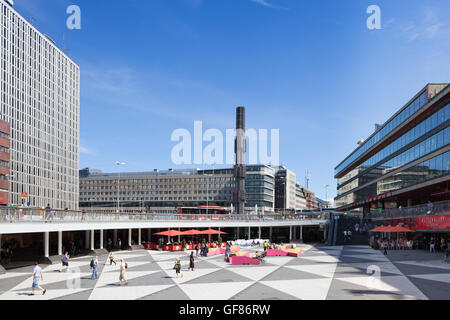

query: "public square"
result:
(0, 244), (449, 300)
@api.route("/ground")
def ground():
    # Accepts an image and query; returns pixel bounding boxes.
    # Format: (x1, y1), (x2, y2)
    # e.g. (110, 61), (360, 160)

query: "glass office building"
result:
(334, 84), (450, 214)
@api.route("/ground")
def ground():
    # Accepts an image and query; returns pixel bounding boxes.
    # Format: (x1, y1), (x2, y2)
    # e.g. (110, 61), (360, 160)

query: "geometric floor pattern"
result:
(0, 245), (449, 300)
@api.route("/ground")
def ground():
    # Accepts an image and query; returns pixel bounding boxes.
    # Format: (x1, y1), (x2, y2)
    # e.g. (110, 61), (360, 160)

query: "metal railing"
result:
(368, 200), (450, 220)
(0, 207), (331, 224)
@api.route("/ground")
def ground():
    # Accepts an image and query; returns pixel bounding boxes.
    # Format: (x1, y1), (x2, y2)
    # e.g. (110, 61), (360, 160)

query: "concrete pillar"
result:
(91, 230), (95, 250)
(248, 227), (251, 240)
(236, 227), (240, 239)
(138, 229), (141, 245)
(289, 226), (292, 242)
(128, 229), (132, 246)
(208, 234), (211, 242)
(44, 232), (49, 258)
(258, 227), (261, 239)
(113, 229), (118, 245)
(58, 231), (63, 255)
(85, 230), (90, 249)
(100, 230), (104, 249)
(300, 225), (303, 242)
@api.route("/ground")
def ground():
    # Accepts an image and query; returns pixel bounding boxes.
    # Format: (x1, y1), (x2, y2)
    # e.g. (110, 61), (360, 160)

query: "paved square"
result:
(0, 245), (449, 300)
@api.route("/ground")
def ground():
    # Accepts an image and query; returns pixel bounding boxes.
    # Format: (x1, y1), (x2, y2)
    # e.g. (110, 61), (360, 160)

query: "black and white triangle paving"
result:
(0, 245), (447, 300)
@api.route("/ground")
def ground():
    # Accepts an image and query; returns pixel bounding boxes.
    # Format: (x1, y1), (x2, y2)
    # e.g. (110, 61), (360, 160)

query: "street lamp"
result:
(324, 184), (329, 209)
(115, 161), (126, 213)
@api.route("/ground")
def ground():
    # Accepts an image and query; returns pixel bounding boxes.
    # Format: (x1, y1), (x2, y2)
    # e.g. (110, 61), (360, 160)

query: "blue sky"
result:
(14, 0), (450, 201)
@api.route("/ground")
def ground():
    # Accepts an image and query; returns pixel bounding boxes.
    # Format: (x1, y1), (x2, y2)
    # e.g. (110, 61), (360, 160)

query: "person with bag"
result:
(118, 258), (128, 286)
(173, 258), (183, 278)
(90, 256), (99, 280)
(109, 252), (116, 265)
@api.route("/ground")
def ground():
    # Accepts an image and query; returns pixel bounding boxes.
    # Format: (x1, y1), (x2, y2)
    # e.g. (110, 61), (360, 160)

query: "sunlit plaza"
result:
(0, 244), (449, 300)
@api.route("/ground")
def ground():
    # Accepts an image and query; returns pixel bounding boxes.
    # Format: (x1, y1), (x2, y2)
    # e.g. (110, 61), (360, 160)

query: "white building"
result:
(0, 0), (80, 210)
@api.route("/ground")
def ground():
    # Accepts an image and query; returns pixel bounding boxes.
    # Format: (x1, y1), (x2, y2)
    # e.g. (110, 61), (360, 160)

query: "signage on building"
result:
(416, 215), (450, 230)
(21, 192), (28, 199)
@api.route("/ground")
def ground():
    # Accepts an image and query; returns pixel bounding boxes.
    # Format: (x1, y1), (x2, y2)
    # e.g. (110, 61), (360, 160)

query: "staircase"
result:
(335, 217), (369, 246)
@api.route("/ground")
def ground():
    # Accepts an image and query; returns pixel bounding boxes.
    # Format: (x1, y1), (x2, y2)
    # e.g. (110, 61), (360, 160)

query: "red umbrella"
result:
(198, 229), (227, 235)
(180, 229), (203, 235)
(154, 230), (184, 236)
(389, 226), (414, 233)
(370, 226), (389, 232)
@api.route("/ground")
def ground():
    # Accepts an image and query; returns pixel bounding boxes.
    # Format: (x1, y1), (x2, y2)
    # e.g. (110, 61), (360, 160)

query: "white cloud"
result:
(250, 0), (274, 8)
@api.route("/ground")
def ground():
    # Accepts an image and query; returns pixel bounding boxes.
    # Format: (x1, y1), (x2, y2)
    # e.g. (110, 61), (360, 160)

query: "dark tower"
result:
(234, 107), (246, 215)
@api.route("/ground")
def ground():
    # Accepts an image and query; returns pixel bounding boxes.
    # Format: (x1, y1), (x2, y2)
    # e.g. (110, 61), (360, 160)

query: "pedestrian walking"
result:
(173, 258), (183, 278)
(109, 252), (116, 265)
(224, 243), (231, 262)
(195, 243), (200, 257)
(189, 252), (195, 271)
(343, 230), (347, 242)
(90, 256), (99, 279)
(118, 258), (128, 286)
(45, 204), (51, 222)
(30, 262), (46, 296)
(430, 238), (435, 253)
(383, 241), (388, 255)
(117, 239), (122, 250)
(59, 252), (70, 272)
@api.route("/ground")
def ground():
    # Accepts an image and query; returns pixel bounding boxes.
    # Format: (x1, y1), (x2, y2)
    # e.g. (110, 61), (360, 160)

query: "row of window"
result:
(336, 127), (449, 200)
(0, 145), (8, 153)
(0, 159), (9, 167)
(0, 131), (9, 138)
(336, 91), (428, 175)
(338, 103), (449, 190)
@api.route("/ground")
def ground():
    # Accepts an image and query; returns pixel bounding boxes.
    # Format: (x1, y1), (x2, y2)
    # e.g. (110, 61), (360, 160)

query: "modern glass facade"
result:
(334, 84), (450, 210)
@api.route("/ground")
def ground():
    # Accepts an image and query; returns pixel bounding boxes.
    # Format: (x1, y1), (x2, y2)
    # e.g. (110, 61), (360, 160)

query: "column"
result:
(248, 227), (251, 240)
(208, 234), (211, 242)
(258, 227), (261, 239)
(58, 231), (63, 256)
(177, 228), (180, 243)
(128, 229), (132, 246)
(44, 232), (49, 258)
(138, 229), (142, 246)
(323, 225), (327, 241)
(236, 227), (240, 239)
(90, 230), (95, 251)
(300, 225), (303, 242)
(85, 230), (90, 249)
(289, 226), (292, 242)
(100, 230), (104, 249)
(113, 229), (118, 245)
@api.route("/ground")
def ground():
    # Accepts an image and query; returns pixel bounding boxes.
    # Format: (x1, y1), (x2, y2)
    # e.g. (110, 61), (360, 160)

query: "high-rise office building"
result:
(0, 0), (80, 209)
(334, 84), (449, 215)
